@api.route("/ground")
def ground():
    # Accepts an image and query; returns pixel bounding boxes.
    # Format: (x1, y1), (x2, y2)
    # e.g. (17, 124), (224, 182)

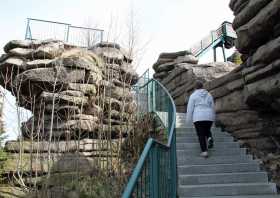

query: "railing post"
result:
(170, 134), (177, 198)
(213, 47), (217, 62)
(152, 80), (156, 112)
(147, 82), (151, 112)
(221, 39), (226, 62)
(149, 146), (159, 198)
(25, 18), (30, 39)
(66, 25), (70, 43)
(101, 30), (104, 42)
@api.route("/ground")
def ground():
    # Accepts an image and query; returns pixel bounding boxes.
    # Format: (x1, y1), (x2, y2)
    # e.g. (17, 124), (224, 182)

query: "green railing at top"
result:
(122, 72), (177, 198)
(189, 21), (237, 62)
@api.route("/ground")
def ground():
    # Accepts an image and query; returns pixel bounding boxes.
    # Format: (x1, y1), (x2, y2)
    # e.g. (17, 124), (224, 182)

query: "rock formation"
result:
(0, 39), (138, 197)
(153, 51), (237, 112)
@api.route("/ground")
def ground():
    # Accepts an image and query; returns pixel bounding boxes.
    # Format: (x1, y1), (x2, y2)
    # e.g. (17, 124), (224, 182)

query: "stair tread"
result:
(182, 195), (280, 198)
(179, 171), (267, 177)
(179, 182), (275, 187)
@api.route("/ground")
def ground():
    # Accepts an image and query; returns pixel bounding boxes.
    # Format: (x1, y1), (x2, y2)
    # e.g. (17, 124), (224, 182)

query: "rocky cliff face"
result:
(0, 39), (138, 197)
(214, 0), (280, 187)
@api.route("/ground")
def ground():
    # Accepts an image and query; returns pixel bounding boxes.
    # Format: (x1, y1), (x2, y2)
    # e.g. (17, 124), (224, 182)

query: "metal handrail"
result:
(25, 18), (104, 47)
(190, 21), (236, 58)
(122, 77), (177, 198)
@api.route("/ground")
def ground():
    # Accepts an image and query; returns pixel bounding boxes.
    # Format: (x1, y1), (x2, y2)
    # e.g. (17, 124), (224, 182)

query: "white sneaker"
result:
(200, 151), (208, 158)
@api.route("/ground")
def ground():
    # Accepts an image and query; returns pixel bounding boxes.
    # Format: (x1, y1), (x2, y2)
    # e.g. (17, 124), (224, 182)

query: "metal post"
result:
(101, 30), (104, 43)
(25, 18), (30, 39)
(66, 25), (70, 43)
(170, 136), (177, 198)
(152, 80), (156, 112)
(149, 146), (159, 198)
(222, 43), (226, 62)
(147, 83), (151, 112)
(213, 47), (217, 62)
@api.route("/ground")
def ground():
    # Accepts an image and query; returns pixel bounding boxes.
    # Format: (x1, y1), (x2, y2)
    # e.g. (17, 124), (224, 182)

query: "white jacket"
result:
(186, 89), (216, 124)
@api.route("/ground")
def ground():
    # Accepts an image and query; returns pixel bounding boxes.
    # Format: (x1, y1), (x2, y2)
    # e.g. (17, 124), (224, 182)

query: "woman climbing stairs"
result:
(176, 113), (279, 198)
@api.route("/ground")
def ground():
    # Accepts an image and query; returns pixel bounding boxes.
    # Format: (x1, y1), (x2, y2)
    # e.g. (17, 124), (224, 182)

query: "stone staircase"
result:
(176, 113), (279, 198)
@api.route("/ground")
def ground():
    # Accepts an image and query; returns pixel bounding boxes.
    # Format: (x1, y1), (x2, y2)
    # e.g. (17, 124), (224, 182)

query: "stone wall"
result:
(0, 39), (138, 197)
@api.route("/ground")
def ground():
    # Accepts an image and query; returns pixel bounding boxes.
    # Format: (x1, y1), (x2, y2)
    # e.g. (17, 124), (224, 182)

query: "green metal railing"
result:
(122, 70), (177, 198)
(189, 21), (237, 62)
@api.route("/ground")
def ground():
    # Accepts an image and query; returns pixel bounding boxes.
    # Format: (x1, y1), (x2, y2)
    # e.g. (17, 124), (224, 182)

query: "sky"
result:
(0, 0), (234, 141)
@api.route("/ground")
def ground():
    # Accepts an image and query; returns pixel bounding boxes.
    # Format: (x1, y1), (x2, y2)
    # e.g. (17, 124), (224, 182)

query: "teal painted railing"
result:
(122, 72), (177, 198)
(190, 21), (237, 62)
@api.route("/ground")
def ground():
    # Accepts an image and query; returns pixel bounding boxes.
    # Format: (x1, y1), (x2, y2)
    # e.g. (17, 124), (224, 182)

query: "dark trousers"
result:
(194, 121), (213, 152)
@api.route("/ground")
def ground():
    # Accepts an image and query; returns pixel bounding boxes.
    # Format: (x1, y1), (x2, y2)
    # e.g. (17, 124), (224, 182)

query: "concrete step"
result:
(179, 172), (268, 185)
(176, 136), (234, 143)
(178, 155), (254, 166)
(178, 183), (277, 197)
(177, 147), (247, 157)
(176, 131), (231, 138)
(176, 127), (223, 133)
(178, 163), (261, 175)
(182, 195), (280, 198)
(177, 142), (240, 150)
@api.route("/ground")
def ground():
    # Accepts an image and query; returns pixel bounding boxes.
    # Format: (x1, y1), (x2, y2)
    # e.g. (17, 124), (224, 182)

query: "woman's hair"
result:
(195, 80), (204, 89)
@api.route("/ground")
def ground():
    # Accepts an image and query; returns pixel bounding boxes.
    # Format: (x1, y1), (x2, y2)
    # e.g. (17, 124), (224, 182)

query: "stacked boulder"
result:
(152, 50), (237, 112)
(152, 50), (198, 80)
(0, 39), (137, 197)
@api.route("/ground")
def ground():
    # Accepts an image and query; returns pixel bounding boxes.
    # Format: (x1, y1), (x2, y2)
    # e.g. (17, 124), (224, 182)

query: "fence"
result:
(25, 18), (104, 48)
(123, 69), (177, 198)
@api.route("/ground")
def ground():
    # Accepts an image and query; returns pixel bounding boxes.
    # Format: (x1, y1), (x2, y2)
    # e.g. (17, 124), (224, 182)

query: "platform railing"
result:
(122, 70), (177, 198)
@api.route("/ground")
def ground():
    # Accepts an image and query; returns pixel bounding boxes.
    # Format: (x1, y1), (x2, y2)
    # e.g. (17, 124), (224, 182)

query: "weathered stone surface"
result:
(153, 71), (168, 79)
(0, 57), (26, 71)
(230, 0), (250, 15)
(26, 58), (57, 69)
(3, 153), (117, 173)
(175, 54), (198, 64)
(158, 50), (191, 59)
(245, 72), (280, 112)
(235, 0), (280, 53)
(214, 89), (248, 113)
(5, 139), (120, 153)
(105, 86), (132, 101)
(250, 36), (280, 66)
(67, 83), (96, 95)
(4, 39), (34, 53)
(156, 62), (174, 72)
(33, 42), (65, 59)
(91, 46), (124, 64)
(8, 47), (34, 58)
(41, 91), (88, 105)
(229, 0), (249, 11)
(244, 59), (280, 84)
(152, 58), (173, 71)
(233, 0), (272, 29)
(14, 67), (86, 87)
(209, 77), (244, 99)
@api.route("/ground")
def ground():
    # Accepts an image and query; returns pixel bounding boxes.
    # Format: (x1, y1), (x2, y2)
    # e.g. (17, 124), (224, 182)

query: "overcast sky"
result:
(0, 0), (234, 140)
